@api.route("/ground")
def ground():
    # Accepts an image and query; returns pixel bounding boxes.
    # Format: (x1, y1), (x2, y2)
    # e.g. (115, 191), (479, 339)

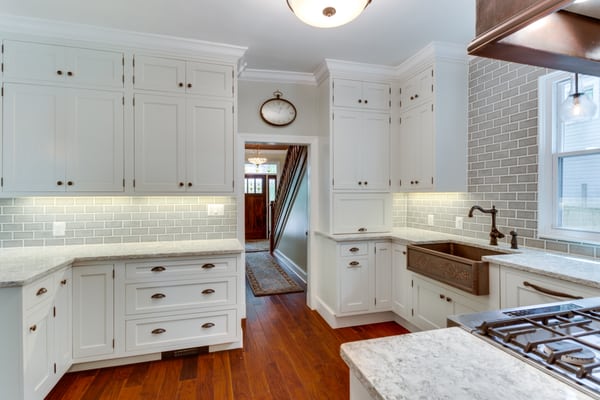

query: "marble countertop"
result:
(317, 227), (600, 290)
(341, 327), (595, 400)
(0, 239), (243, 287)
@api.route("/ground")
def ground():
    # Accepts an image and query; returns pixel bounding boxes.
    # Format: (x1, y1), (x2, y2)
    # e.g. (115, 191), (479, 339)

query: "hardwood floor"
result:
(46, 283), (410, 399)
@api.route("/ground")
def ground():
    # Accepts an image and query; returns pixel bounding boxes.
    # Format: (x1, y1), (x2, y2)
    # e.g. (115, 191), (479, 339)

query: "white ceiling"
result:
(0, 0), (476, 74)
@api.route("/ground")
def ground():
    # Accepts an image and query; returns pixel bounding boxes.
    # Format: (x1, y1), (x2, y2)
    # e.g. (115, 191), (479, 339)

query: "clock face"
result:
(260, 98), (297, 126)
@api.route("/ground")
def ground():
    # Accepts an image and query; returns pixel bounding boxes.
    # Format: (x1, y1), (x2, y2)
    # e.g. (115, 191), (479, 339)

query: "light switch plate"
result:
(53, 221), (66, 237)
(427, 214), (434, 226)
(207, 204), (225, 217)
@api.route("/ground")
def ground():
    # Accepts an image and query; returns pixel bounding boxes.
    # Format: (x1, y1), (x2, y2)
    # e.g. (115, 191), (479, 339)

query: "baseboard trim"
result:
(314, 297), (397, 329)
(273, 249), (307, 283)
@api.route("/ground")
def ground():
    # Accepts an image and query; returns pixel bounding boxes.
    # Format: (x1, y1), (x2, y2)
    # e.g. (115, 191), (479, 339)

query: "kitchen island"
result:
(341, 327), (595, 399)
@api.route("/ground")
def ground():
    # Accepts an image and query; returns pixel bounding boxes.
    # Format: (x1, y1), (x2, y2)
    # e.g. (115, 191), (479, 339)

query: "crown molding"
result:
(0, 14), (247, 62)
(239, 68), (317, 86)
(394, 41), (467, 77)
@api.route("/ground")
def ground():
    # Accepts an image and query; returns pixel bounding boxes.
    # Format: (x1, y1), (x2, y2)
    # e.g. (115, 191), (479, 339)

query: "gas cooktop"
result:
(449, 297), (600, 399)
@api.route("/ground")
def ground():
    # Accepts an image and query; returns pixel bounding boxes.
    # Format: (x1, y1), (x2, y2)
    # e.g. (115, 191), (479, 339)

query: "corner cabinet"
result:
(133, 54), (235, 194)
(391, 43), (468, 192)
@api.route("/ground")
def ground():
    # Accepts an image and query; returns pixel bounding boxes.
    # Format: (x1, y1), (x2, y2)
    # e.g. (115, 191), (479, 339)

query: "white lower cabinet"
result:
(72, 263), (115, 360)
(500, 266), (600, 308)
(23, 301), (54, 399)
(336, 241), (392, 316)
(392, 243), (410, 319)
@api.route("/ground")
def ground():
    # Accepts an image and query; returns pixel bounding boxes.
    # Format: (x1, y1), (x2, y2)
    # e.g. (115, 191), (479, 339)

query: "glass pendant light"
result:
(286, 0), (371, 28)
(560, 73), (597, 122)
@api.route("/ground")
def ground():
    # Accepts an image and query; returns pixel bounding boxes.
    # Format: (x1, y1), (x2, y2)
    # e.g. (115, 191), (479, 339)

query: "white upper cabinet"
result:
(333, 79), (390, 111)
(3, 40), (124, 89)
(399, 67), (434, 110)
(332, 109), (390, 191)
(2, 84), (124, 193)
(391, 43), (468, 192)
(134, 93), (234, 193)
(134, 55), (233, 97)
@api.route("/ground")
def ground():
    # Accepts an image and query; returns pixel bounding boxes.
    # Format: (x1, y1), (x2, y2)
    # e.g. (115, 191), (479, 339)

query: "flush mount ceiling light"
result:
(287, 0), (372, 28)
(561, 73), (597, 122)
(248, 148), (268, 167)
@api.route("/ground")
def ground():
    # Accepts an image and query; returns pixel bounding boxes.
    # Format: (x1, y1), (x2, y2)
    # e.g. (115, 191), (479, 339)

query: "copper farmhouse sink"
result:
(407, 242), (509, 295)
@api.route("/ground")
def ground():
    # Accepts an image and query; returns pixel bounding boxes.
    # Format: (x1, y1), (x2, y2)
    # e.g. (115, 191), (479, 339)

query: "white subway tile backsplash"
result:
(0, 196), (237, 248)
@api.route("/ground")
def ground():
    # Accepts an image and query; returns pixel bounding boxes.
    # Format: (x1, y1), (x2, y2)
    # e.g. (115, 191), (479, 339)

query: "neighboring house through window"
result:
(539, 71), (600, 244)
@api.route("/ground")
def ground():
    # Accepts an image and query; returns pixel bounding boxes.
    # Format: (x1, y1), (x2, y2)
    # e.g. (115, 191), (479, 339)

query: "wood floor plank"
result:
(47, 277), (410, 399)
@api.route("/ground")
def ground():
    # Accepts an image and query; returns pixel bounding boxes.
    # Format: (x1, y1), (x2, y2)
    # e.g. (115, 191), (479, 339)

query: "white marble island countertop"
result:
(0, 239), (243, 287)
(341, 327), (595, 400)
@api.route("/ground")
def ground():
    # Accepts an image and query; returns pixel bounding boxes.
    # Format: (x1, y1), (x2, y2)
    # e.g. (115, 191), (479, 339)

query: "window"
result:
(539, 71), (600, 243)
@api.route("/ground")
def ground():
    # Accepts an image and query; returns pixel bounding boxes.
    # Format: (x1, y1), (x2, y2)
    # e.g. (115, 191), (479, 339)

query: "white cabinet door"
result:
(339, 256), (370, 313)
(361, 112), (390, 190)
(332, 110), (362, 189)
(53, 268), (73, 378)
(23, 304), (54, 400)
(400, 67), (434, 110)
(134, 55), (186, 93)
(186, 98), (234, 192)
(3, 40), (123, 88)
(411, 275), (449, 330)
(374, 242), (392, 311)
(3, 41), (66, 84)
(332, 193), (391, 234)
(332, 110), (390, 191)
(392, 244), (410, 319)
(134, 93), (187, 192)
(2, 83), (66, 192)
(67, 89), (124, 192)
(186, 62), (233, 98)
(362, 82), (391, 111)
(69, 47), (123, 89)
(73, 264), (115, 360)
(333, 79), (390, 111)
(398, 103), (434, 191)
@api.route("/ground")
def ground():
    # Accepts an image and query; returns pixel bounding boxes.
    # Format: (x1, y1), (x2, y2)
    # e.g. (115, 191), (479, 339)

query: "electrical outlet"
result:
(207, 204), (225, 217)
(52, 221), (66, 237)
(427, 214), (434, 226)
(455, 216), (464, 229)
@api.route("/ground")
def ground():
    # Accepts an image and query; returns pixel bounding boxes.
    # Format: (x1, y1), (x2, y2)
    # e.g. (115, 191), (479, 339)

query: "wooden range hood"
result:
(469, 0), (600, 76)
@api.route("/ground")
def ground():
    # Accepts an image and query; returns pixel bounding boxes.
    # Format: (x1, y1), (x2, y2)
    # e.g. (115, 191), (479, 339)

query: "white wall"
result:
(277, 171), (309, 272)
(238, 80), (319, 136)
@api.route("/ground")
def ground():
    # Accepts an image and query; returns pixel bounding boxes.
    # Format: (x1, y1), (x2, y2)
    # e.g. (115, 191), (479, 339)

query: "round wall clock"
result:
(260, 90), (297, 127)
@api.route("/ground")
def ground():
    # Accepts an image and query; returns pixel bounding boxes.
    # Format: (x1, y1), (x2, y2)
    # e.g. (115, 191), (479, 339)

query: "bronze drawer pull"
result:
(523, 281), (583, 300)
(202, 322), (215, 329)
(151, 293), (166, 299)
(202, 289), (215, 295)
(151, 328), (166, 334)
(357, 227), (367, 232)
(151, 266), (166, 272)
(349, 247), (360, 253)
(36, 287), (48, 296)
(29, 324), (37, 332)
(348, 261), (361, 268)
(201, 263), (216, 269)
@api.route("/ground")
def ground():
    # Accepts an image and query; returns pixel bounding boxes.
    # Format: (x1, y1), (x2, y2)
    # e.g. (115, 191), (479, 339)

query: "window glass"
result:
(558, 76), (600, 152)
(244, 163), (278, 174)
(558, 154), (600, 232)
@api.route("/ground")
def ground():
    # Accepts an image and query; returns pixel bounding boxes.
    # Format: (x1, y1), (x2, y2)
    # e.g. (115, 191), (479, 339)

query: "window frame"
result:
(538, 71), (600, 244)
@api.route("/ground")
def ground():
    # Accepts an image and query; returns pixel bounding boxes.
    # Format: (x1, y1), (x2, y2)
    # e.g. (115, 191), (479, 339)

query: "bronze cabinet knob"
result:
(67, 71), (73, 76)
(67, 181), (73, 186)
(179, 182), (184, 187)
(30, 324), (37, 332)
(178, 82), (184, 87)
(364, 99), (368, 104)
(187, 83), (192, 88)
(56, 70), (63, 75)
(57, 180), (64, 186)
(187, 182), (192, 187)
(358, 99), (362, 103)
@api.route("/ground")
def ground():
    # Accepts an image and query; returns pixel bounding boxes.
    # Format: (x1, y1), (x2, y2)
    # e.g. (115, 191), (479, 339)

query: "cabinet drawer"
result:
(125, 309), (237, 352)
(339, 243), (369, 257)
(23, 274), (55, 311)
(125, 277), (236, 315)
(125, 257), (237, 281)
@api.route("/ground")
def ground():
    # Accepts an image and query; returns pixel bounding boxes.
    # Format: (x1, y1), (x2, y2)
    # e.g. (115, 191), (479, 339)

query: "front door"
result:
(245, 174), (267, 240)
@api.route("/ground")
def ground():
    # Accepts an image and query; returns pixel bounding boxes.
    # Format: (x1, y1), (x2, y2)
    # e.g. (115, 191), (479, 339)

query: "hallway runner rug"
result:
(245, 239), (270, 253)
(246, 252), (304, 296)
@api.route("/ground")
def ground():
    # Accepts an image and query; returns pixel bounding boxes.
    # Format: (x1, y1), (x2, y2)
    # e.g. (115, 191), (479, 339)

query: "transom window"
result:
(539, 72), (600, 243)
